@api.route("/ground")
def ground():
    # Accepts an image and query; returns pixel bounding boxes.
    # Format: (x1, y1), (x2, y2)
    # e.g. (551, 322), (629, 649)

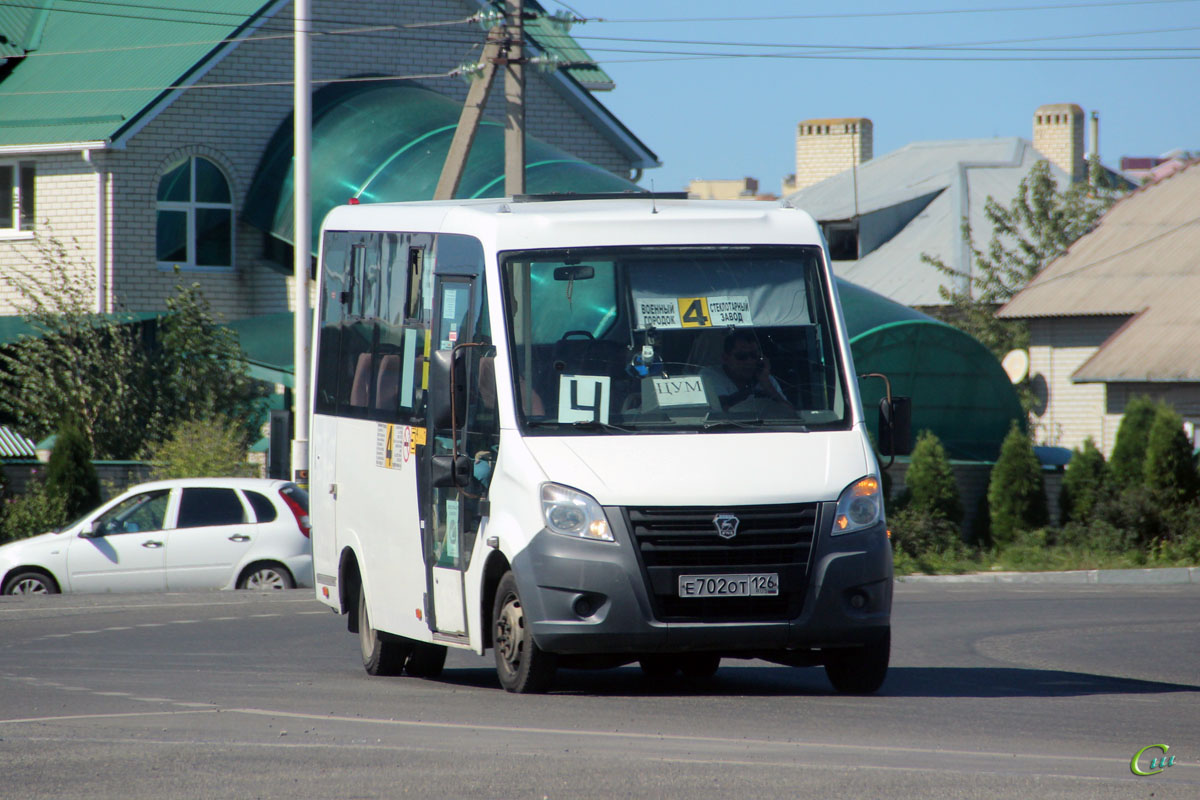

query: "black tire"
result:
(238, 562), (295, 590)
(2, 570), (59, 596)
(358, 584), (411, 676)
(824, 630), (890, 694)
(492, 571), (557, 693)
(638, 655), (679, 679)
(679, 653), (721, 679)
(405, 641), (448, 678)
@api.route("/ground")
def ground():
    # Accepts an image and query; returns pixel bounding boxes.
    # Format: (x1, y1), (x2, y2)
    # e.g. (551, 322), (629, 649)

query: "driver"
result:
(700, 329), (792, 412)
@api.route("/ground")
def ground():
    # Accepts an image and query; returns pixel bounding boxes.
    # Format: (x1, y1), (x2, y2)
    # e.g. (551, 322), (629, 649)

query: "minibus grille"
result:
(624, 503), (818, 622)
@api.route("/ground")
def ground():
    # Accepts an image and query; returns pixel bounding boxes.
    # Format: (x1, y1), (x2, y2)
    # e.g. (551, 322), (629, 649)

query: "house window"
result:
(156, 156), (233, 269)
(823, 222), (860, 261)
(0, 161), (36, 234)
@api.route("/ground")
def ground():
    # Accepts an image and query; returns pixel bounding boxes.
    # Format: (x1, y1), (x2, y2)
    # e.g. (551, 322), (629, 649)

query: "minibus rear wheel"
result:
(823, 630), (890, 694)
(492, 571), (557, 693)
(358, 584), (411, 676)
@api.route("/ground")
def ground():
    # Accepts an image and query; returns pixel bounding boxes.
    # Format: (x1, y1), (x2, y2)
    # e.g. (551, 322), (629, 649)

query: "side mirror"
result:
(431, 454), (473, 488)
(878, 395), (912, 457)
(428, 348), (466, 430)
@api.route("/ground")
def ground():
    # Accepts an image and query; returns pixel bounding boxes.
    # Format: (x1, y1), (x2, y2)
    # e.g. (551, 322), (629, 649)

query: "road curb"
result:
(896, 566), (1200, 585)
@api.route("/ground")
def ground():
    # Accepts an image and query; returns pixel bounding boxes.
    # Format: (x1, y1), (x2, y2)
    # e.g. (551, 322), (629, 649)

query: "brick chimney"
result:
(793, 117), (872, 192)
(1033, 103), (1085, 182)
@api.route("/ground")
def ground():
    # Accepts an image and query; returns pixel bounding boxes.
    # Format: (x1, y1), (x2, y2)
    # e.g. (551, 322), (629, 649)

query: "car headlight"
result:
(541, 483), (614, 542)
(833, 476), (884, 535)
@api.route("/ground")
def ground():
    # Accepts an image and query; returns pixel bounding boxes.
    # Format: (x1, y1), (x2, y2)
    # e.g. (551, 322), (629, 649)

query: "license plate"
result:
(678, 573), (779, 598)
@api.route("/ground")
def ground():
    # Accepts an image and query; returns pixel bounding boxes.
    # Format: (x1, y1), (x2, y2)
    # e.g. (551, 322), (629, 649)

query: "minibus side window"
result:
(315, 231), (349, 416)
(341, 237), (381, 417)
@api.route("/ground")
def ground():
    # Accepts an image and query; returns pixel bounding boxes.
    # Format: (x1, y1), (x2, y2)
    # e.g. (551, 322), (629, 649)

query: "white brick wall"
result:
(2, 0), (639, 320)
(794, 118), (872, 193)
(1027, 317), (1124, 453)
(1032, 104), (1084, 183)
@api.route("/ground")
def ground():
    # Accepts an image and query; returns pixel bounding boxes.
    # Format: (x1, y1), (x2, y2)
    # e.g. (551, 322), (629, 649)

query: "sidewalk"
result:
(897, 566), (1200, 585)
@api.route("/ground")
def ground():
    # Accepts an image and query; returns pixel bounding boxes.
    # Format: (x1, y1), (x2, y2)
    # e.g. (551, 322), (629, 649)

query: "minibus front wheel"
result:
(823, 629), (890, 694)
(492, 572), (557, 693)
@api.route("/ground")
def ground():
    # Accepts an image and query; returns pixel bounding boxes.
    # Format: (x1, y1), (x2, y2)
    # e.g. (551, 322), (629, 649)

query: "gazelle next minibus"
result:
(310, 195), (896, 693)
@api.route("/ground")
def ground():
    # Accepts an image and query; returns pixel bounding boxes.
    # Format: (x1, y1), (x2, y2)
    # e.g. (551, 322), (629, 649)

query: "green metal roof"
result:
(244, 79), (643, 260)
(225, 312), (296, 387)
(0, 311), (164, 346)
(838, 279), (1024, 462)
(0, 1), (618, 148)
(0, 0), (278, 147)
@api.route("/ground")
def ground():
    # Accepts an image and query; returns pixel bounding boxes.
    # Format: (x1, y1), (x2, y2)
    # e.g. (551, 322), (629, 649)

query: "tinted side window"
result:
(177, 488), (247, 528)
(244, 490), (278, 523)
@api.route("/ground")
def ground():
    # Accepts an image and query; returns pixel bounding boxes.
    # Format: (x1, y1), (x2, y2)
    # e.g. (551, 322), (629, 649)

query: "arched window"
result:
(156, 156), (233, 269)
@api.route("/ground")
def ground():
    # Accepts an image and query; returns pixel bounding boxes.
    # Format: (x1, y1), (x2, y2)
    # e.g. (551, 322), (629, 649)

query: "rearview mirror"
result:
(878, 395), (912, 457)
(431, 454), (473, 488)
(553, 265), (595, 281)
(428, 348), (466, 430)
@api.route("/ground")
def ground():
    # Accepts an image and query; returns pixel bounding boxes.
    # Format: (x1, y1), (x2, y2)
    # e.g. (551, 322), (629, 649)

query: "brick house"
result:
(0, 0), (657, 324)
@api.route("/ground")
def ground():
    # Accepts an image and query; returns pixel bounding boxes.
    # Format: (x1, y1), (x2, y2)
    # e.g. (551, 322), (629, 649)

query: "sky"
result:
(543, 0), (1200, 194)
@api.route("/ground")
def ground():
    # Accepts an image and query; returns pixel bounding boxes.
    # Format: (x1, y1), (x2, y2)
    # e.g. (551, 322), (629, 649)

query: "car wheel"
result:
(2, 571), (59, 596)
(824, 630), (890, 694)
(239, 563), (295, 591)
(679, 653), (721, 679)
(358, 584), (411, 676)
(405, 642), (448, 678)
(638, 655), (679, 679)
(492, 571), (556, 693)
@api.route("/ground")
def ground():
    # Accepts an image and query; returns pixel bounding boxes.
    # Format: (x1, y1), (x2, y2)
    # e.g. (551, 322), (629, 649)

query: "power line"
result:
(589, 0), (1200, 24)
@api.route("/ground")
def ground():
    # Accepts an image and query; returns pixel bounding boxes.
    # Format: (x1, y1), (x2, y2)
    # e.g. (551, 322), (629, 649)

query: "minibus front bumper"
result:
(510, 502), (892, 657)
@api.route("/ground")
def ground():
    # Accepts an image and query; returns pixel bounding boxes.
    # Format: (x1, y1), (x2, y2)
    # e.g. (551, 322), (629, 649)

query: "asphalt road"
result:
(0, 582), (1197, 799)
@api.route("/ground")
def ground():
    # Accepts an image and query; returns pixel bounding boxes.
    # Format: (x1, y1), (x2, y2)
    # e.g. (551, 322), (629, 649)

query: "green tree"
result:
(0, 235), (154, 458)
(1059, 437), (1106, 524)
(988, 422), (1048, 546)
(44, 419), (101, 520)
(922, 158), (1120, 359)
(0, 236), (266, 459)
(1, 474), (67, 542)
(144, 417), (259, 480)
(151, 281), (265, 448)
(903, 430), (964, 525)
(1108, 395), (1159, 490)
(1143, 405), (1200, 505)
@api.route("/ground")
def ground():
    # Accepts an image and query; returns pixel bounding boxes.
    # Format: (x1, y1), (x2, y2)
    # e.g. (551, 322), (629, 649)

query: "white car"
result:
(0, 478), (312, 595)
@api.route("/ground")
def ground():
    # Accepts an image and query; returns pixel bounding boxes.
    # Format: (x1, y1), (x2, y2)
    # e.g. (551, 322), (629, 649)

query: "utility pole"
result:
(434, 1), (526, 200)
(291, 0), (311, 488)
(504, 0), (525, 196)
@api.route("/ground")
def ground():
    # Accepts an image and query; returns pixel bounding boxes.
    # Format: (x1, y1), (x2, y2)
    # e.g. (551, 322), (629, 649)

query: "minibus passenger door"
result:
(422, 275), (495, 637)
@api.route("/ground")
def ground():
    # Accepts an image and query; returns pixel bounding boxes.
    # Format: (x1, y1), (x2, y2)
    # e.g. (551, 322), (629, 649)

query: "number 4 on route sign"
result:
(679, 297), (711, 327)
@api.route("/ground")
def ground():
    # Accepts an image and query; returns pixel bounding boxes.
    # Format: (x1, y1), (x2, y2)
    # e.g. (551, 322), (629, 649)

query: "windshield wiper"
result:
(702, 418), (809, 431)
(526, 419), (634, 433)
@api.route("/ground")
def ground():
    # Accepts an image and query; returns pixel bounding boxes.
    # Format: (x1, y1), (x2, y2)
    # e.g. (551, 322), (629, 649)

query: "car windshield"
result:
(500, 245), (848, 434)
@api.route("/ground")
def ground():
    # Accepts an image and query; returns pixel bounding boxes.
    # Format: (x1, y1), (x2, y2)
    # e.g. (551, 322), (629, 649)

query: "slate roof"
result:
(785, 137), (1072, 307)
(999, 161), (1200, 383)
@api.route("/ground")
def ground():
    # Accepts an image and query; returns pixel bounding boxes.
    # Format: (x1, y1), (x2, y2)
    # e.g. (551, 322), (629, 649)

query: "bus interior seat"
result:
(374, 354), (401, 414)
(349, 353), (374, 409)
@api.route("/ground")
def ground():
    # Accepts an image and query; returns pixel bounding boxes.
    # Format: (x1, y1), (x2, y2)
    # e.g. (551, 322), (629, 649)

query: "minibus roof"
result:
(319, 197), (825, 252)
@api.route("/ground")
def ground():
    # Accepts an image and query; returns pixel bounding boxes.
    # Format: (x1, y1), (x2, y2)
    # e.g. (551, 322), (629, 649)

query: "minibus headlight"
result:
(833, 476), (883, 535)
(541, 483), (614, 542)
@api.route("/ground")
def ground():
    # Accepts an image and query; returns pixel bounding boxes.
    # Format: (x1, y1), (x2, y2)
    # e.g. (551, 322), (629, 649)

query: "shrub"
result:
(143, 416), (259, 480)
(1143, 405), (1200, 506)
(902, 430), (963, 524)
(888, 506), (966, 559)
(44, 419), (101, 520)
(1108, 395), (1158, 490)
(1059, 437), (1106, 524)
(987, 422), (1048, 546)
(2, 475), (68, 542)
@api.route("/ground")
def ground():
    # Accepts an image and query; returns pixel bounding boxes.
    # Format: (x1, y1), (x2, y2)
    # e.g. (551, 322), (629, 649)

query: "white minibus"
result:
(310, 195), (900, 693)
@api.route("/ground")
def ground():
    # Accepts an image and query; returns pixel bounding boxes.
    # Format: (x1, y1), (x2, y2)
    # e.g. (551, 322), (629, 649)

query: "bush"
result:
(2, 475), (68, 542)
(1143, 405), (1200, 505)
(143, 416), (259, 480)
(889, 506), (966, 559)
(902, 430), (963, 524)
(1108, 395), (1158, 490)
(1059, 437), (1106, 524)
(44, 419), (101, 520)
(987, 422), (1048, 546)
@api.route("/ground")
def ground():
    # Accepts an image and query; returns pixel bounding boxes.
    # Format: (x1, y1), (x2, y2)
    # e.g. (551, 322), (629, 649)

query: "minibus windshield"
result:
(501, 245), (849, 434)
